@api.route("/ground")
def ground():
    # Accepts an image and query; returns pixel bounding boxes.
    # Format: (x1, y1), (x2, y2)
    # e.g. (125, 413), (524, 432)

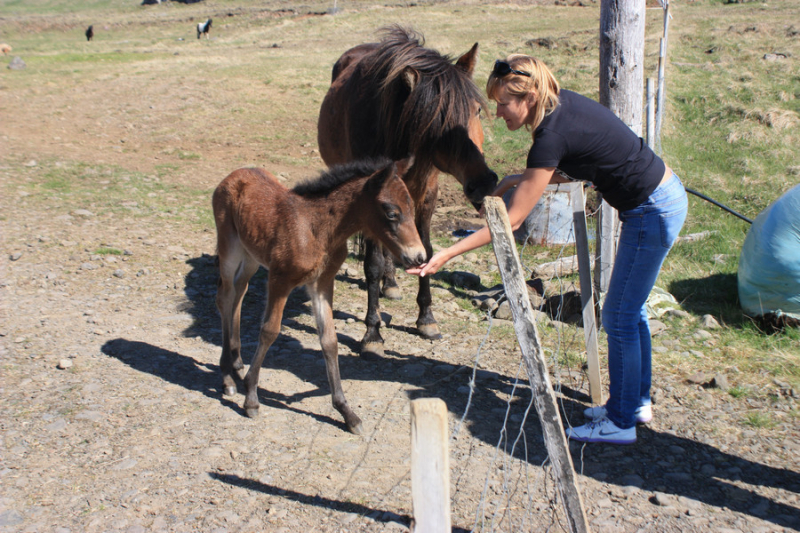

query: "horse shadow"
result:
(105, 253), (799, 531)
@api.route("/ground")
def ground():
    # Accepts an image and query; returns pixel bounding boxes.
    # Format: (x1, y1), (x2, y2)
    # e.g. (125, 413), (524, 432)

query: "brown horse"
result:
(317, 26), (498, 358)
(213, 158), (425, 434)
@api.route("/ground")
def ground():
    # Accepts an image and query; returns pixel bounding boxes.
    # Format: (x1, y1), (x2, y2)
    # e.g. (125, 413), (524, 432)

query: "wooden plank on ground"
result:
(483, 196), (590, 533)
(410, 398), (450, 533)
(570, 183), (604, 406)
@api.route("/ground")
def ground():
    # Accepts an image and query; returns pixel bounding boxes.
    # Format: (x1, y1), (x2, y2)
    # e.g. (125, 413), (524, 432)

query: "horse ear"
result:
(455, 42), (479, 77)
(403, 68), (420, 92)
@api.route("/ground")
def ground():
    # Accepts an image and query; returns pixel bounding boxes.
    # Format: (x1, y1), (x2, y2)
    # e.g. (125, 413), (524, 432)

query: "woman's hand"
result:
(492, 174), (523, 197)
(405, 250), (450, 278)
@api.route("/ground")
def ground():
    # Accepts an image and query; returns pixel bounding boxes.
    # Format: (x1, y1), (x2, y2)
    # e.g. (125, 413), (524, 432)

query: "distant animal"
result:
(197, 18), (212, 39)
(85, 25), (93, 41)
(213, 158), (425, 435)
(0, 43), (12, 55)
(317, 25), (498, 358)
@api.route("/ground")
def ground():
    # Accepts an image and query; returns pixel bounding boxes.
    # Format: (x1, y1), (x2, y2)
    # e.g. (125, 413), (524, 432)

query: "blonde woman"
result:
(406, 54), (688, 444)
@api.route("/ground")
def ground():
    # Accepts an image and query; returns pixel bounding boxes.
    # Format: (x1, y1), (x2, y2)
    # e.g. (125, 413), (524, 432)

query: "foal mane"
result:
(361, 25), (486, 161)
(292, 158), (394, 198)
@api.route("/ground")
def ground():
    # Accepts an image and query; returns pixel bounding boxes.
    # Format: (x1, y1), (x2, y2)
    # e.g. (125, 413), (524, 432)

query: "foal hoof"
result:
(381, 286), (402, 300)
(223, 386), (237, 397)
(417, 323), (442, 340)
(245, 407), (260, 418)
(360, 341), (385, 361)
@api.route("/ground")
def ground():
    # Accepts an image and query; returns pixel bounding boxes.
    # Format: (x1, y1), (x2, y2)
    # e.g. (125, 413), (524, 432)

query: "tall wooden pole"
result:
(596, 0), (647, 298)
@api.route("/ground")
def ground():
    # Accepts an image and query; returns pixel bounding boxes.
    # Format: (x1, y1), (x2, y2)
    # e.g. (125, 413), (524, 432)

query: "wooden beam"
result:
(410, 398), (451, 533)
(570, 184), (604, 405)
(484, 196), (590, 533)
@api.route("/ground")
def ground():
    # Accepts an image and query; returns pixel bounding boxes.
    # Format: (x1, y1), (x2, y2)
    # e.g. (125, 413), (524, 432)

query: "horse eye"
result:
(383, 203), (400, 221)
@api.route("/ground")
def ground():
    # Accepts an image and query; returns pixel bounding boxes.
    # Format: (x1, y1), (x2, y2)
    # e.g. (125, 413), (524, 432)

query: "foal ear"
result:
(455, 42), (479, 77)
(394, 156), (415, 178)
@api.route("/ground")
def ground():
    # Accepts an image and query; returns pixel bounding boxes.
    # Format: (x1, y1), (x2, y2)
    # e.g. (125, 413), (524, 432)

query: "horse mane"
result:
(360, 25), (486, 162)
(292, 158), (394, 198)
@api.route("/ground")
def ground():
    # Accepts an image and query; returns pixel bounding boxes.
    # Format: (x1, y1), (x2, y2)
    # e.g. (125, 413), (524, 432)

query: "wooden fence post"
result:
(570, 184), (604, 406)
(410, 398), (451, 533)
(484, 196), (591, 533)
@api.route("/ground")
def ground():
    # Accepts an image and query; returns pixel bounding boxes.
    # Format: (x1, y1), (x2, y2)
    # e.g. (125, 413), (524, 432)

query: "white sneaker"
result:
(566, 417), (637, 445)
(584, 404), (652, 424)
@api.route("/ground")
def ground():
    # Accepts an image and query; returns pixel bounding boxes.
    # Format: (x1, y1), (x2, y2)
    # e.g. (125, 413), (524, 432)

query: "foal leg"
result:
(361, 239), (385, 358)
(216, 250), (259, 397)
(310, 273), (363, 435)
(243, 281), (290, 418)
(380, 246), (402, 300)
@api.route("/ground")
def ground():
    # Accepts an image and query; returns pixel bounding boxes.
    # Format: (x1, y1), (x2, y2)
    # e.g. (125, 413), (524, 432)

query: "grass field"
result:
(2, 0), (798, 387)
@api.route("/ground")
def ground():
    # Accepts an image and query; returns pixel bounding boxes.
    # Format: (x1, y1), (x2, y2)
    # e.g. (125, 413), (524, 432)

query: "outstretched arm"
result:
(406, 167), (556, 277)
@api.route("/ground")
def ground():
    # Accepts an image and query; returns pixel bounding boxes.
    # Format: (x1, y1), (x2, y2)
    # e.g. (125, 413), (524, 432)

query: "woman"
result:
(406, 54), (688, 444)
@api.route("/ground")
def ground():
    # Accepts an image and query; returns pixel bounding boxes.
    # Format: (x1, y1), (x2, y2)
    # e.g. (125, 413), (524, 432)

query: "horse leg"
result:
(216, 245), (259, 397)
(415, 185), (442, 340)
(228, 259), (260, 383)
(361, 239), (385, 358)
(380, 247), (402, 300)
(310, 271), (363, 435)
(243, 281), (290, 418)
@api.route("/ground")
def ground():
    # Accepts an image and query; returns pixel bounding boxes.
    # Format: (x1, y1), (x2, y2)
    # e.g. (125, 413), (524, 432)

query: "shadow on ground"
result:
(99, 255), (800, 531)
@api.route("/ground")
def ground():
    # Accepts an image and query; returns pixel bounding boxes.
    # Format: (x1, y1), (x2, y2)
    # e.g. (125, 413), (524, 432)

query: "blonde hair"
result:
(486, 54), (560, 138)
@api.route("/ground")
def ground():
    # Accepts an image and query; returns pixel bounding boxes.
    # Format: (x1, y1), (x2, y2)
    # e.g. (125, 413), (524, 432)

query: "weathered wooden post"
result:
(484, 196), (591, 533)
(410, 398), (451, 533)
(570, 184), (603, 406)
(597, 0), (647, 297)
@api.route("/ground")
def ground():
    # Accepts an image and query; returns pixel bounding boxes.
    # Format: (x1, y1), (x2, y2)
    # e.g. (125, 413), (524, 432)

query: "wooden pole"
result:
(646, 77), (655, 148)
(484, 196), (590, 533)
(597, 0), (646, 297)
(410, 398), (451, 533)
(570, 184), (603, 406)
(654, 1), (671, 154)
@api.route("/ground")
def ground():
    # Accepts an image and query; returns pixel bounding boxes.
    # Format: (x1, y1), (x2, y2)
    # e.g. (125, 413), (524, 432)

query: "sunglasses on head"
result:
(493, 60), (531, 78)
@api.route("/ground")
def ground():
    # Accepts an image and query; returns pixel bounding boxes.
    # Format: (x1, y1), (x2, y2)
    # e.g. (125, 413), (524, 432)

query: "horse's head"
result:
(402, 39), (498, 211)
(364, 162), (426, 268)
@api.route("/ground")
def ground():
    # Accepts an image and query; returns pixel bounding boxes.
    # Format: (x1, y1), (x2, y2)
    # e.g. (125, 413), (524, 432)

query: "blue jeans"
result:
(602, 173), (688, 429)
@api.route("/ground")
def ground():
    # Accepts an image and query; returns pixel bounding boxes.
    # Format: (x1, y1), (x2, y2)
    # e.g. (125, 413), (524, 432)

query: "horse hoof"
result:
(381, 286), (402, 300)
(361, 342), (385, 361)
(245, 407), (260, 418)
(348, 421), (364, 436)
(223, 386), (237, 397)
(417, 323), (442, 340)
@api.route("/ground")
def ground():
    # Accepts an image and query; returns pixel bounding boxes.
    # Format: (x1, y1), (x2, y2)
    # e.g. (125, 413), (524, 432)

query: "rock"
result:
(650, 320), (667, 336)
(72, 209), (95, 217)
(494, 300), (512, 320)
(687, 372), (712, 385)
(665, 308), (690, 319)
(8, 56), (26, 70)
(113, 269), (125, 278)
(450, 270), (481, 290)
(57, 358), (73, 369)
(693, 329), (713, 340)
(701, 314), (721, 328)
(711, 373), (731, 391)
(9, 252), (22, 261)
(80, 262), (99, 271)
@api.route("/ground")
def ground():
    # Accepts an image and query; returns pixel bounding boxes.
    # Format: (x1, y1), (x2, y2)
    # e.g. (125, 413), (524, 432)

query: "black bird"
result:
(86, 25), (94, 41)
(196, 18), (212, 40)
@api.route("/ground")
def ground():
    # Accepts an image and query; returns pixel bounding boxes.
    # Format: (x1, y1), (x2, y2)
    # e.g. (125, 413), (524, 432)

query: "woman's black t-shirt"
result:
(526, 89), (666, 212)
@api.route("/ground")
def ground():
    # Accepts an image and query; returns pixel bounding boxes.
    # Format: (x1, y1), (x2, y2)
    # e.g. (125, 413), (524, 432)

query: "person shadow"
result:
(99, 253), (800, 531)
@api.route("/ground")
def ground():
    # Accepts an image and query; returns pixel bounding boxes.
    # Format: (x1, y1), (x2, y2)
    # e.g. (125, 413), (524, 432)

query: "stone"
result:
(701, 314), (721, 328)
(9, 252), (22, 261)
(57, 358), (73, 369)
(711, 373), (731, 391)
(8, 56), (26, 70)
